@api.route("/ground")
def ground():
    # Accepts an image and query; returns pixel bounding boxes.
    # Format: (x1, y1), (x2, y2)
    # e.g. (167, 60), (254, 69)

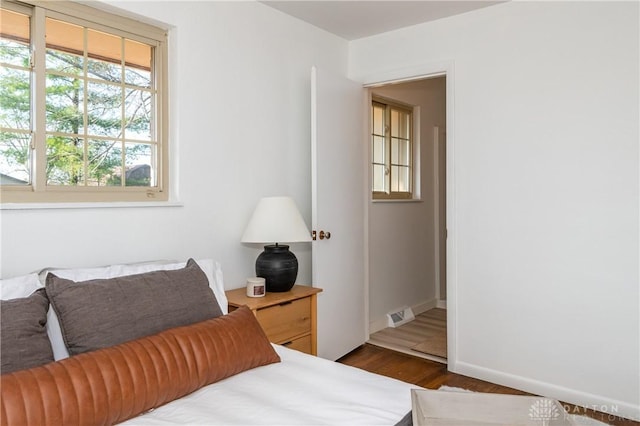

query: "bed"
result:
(0, 258), (418, 425)
(121, 344), (415, 425)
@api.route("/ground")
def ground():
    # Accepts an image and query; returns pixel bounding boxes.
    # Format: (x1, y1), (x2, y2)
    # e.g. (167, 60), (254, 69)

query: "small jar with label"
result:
(246, 277), (266, 297)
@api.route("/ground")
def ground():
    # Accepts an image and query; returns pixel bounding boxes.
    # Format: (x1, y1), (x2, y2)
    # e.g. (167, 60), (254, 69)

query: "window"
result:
(371, 97), (413, 199)
(0, 1), (168, 203)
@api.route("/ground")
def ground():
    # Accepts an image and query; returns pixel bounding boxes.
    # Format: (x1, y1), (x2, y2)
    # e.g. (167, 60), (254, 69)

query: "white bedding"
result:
(125, 345), (420, 425)
(2, 262), (417, 424)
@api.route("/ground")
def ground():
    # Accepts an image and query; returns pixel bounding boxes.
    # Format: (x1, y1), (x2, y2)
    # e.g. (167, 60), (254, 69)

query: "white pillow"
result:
(41, 259), (228, 361)
(0, 273), (42, 300)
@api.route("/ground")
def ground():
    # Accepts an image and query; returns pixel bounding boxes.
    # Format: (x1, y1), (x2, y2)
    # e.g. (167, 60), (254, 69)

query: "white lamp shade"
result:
(241, 196), (312, 243)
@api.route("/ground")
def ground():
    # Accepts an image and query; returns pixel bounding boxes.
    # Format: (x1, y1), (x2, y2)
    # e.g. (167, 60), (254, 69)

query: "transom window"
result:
(0, 1), (168, 203)
(371, 97), (413, 199)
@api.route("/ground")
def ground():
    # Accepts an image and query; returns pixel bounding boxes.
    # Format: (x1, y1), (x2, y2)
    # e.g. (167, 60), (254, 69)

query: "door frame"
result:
(360, 60), (457, 371)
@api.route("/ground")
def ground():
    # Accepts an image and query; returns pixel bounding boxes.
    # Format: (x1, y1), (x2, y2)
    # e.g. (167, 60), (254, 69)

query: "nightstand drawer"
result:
(257, 297), (311, 343)
(226, 285), (322, 355)
(281, 335), (312, 354)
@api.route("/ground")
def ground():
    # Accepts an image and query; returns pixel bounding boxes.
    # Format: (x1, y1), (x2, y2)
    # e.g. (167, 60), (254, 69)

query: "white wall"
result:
(351, 1), (639, 420)
(368, 77), (446, 329)
(1, 0), (638, 419)
(0, 2), (348, 291)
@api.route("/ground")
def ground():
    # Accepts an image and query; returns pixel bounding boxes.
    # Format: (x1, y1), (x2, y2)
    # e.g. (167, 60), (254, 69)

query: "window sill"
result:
(371, 198), (423, 203)
(0, 201), (184, 210)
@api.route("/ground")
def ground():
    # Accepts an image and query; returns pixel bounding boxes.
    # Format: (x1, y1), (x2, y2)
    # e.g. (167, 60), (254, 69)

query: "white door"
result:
(311, 66), (366, 361)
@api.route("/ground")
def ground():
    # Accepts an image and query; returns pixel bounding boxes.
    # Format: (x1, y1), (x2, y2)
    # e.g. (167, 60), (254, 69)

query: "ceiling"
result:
(262, 1), (505, 41)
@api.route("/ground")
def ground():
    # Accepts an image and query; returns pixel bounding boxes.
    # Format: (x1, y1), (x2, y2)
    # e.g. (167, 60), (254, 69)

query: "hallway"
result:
(368, 308), (447, 364)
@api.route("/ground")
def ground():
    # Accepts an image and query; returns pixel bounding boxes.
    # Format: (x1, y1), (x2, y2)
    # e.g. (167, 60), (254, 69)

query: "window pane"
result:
(124, 88), (151, 141)
(125, 66), (151, 89)
(46, 49), (83, 75)
(372, 104), (384, 135)
(390, 165), (399, 192)
(398, 138), (410, 166)
(46, 135), (84, 185)
(391, 137), (398, 164)
(0, 9), (30, 68)
(87, 82), (122, 138)
(400, 111), (410, 139)
(398, 165), (410, 192)
(87, 139), (122, 186)
(1, 67), (30, 129)
(391, 165), (411, 193)
(391, 109), (410, 138)
(124, 39), (151, 69)
(87, 57), (121, 83)
(124, 39), (151, 88)
(373, 135), (385, 163)
(390, 110), (398, 137)
(0, 38), (30, 68)
(46, 74), (84, 133)
(391, 137), (410, 166)
(0, 132), (30, 185)
(87, 29), (122, 83)
(372, 164), (386, 193)
(124, 143), (152, 186)
(46, 18), (84, 71)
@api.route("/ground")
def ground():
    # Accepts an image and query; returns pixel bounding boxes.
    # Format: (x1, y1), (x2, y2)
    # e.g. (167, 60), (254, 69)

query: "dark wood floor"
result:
(337, 344), (639, 426)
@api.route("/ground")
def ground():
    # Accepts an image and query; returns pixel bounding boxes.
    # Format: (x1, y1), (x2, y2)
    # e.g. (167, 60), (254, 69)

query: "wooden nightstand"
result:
(225, 285), (322, 355)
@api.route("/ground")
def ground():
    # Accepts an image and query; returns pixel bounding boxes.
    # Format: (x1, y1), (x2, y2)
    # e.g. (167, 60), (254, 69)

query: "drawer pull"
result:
(278, 301), (293, 306)
(282, 341), (293, 346)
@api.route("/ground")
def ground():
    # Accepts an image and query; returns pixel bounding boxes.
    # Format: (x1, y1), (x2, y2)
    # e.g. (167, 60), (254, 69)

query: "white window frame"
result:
(371, 96), (414, 200)
(0, 0), (169, 203)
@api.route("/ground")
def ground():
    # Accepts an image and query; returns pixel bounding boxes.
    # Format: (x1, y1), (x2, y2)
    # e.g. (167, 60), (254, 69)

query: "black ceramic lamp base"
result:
(255, 244), (298, 292)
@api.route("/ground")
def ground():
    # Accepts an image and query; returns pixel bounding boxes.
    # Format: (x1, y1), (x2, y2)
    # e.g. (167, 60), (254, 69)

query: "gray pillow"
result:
(46, 258), (223, 355)
(1, 288), (54, 374)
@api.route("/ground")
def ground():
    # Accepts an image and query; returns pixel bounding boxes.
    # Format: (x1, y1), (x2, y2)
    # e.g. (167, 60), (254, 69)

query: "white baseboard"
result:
(369, 317), (388, 335)
(436, 299), (447, 309)
(413, 298), (438, 315)
(452, 361), (640, 422)
(369, 298), (438, 334)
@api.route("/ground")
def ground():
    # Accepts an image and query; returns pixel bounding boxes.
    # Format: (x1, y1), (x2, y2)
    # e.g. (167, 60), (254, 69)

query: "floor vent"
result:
(386, 306), (415, 328)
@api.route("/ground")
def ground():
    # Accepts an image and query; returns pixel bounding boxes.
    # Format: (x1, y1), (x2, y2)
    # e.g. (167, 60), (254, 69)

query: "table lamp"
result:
(241, 196), (312, 292)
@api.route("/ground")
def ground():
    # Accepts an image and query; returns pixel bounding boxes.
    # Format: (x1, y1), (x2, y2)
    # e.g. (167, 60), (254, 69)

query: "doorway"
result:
(365, 75), (448, 364)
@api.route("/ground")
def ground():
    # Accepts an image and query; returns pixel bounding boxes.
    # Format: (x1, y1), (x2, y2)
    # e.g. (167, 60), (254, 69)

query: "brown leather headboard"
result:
(1, 306), (280, 425)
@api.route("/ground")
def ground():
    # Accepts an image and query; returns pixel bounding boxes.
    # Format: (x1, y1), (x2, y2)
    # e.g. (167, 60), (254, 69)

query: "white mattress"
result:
(124, 345), (420, 425)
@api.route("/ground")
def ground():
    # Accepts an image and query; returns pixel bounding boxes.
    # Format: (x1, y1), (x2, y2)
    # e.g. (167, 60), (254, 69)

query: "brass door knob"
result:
(311, 230), (332, 240)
